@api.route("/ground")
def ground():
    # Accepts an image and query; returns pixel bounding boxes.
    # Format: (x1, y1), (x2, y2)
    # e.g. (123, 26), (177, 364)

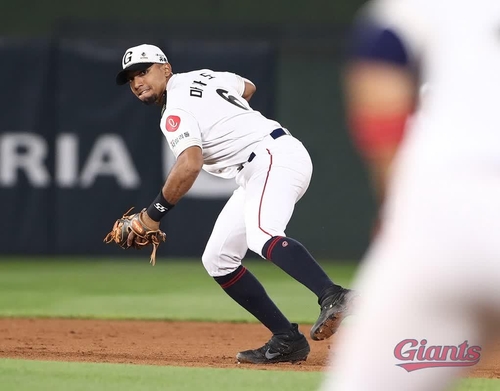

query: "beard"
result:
(141, 92), (159, 106)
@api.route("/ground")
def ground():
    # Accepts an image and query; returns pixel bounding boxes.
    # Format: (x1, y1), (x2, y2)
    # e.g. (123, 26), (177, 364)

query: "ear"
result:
(164, 63), (172, 77)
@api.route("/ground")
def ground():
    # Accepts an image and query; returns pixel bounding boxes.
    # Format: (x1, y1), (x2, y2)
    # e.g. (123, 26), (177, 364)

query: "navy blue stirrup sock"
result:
(262, 236), (342, 298)
(214, 265), (292, 335)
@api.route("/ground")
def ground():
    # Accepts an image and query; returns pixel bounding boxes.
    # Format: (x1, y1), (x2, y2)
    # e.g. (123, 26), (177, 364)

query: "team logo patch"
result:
(166, 115), (181, 132)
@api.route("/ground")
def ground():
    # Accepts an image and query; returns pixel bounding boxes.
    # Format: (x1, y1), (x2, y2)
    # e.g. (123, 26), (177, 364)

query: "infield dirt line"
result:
(0, 318), (498, 377)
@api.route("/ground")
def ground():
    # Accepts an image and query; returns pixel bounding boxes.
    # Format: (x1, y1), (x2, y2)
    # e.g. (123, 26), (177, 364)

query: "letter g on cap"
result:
(123, 51), (133, 67)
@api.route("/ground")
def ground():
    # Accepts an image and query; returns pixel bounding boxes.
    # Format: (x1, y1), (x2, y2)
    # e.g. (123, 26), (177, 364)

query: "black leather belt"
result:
(246, 128), (287, 163)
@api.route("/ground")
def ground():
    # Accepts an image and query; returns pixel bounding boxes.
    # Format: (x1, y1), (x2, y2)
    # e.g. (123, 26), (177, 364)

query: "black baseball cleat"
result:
(310, 288), (356, 341)
(236, 323), (310, 364)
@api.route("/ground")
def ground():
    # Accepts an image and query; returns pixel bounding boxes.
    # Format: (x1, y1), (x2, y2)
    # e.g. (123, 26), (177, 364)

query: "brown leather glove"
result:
(103, 207), (166, 265)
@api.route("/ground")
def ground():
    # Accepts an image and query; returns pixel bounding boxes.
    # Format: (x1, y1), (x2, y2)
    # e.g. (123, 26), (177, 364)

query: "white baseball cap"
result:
(116, 44), (168, 85)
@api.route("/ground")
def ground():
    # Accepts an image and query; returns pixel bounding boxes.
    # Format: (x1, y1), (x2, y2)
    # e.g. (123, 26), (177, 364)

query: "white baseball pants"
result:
(202, 134), (313, 277)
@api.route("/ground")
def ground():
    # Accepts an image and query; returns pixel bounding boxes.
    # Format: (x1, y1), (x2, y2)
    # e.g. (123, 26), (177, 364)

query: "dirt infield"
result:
(0, 318), (499, 378)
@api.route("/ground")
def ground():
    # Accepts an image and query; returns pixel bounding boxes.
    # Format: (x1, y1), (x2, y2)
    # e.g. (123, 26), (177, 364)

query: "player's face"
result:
(127, 64), (167, 105)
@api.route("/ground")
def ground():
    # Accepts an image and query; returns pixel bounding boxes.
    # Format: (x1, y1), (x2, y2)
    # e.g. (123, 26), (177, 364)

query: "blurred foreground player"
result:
(321, 0), (500, 390)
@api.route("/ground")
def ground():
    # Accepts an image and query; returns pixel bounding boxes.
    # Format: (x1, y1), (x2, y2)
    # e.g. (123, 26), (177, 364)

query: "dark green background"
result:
(2, 1), (365, 36)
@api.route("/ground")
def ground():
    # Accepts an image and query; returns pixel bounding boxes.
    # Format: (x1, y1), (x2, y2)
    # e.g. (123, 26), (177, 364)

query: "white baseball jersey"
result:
(322, 1), (500, 391)
(159, 69), (282, 179)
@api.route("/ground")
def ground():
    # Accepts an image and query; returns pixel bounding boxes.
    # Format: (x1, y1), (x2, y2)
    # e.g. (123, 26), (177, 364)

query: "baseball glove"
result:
(103, 207), (166, 265)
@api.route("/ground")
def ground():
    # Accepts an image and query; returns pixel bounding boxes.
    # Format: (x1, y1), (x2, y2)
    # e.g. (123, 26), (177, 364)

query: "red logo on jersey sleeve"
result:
(166, 115), (181, 132)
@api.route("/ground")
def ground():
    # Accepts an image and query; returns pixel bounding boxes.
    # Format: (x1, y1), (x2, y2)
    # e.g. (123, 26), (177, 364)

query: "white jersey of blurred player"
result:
(160, 70), (312, 273)
(321, 1), (500, 390)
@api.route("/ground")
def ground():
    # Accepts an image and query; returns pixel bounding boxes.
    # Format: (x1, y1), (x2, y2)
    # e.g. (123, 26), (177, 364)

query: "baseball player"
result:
(320, 0), (500, 389)
(111, 44), (355, 364)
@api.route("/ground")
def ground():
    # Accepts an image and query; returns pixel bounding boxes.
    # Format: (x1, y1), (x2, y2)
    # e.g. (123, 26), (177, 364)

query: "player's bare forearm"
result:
(141, 147), (203, 230)
(161, 146), (203, 204)
(242, 80), (256, 101)
(344, 62), (416, 206)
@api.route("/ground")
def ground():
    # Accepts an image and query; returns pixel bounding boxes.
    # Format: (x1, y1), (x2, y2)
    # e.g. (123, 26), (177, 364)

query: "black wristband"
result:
(146, 191), (175, 222)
